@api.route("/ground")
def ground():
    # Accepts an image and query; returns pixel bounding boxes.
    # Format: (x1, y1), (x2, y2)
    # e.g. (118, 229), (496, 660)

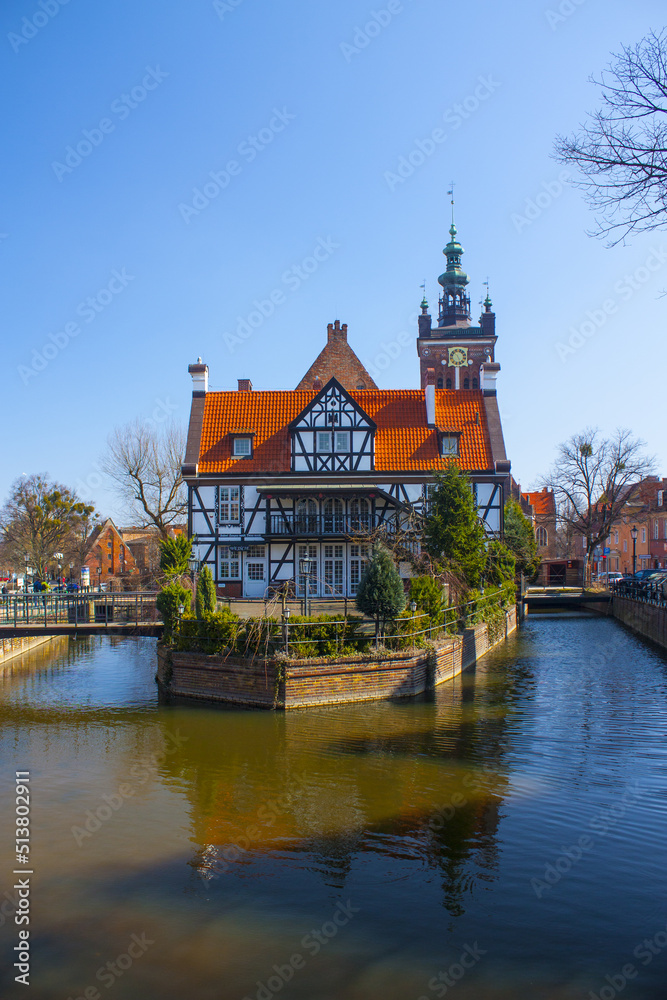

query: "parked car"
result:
(633, 569), (664, 581)
(598, 571), (624, 584)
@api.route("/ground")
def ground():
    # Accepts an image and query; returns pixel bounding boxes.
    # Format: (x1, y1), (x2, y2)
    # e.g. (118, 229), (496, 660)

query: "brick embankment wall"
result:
(156, 606), (517, 710)
(613, 597), (667, 651)
(0, 635), (58, 665)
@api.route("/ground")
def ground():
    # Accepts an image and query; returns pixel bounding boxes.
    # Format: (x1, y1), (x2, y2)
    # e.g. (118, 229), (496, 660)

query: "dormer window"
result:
(231, 434), (254, 458)
(440, 434), (459, 456)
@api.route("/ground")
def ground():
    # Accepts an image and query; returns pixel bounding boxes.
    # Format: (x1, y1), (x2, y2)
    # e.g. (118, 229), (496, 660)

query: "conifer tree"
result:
(195, 564), (217, 618)
(424, 463), (487, 588)
(355, 543), (405, 642)
(159, 534), (192, 577)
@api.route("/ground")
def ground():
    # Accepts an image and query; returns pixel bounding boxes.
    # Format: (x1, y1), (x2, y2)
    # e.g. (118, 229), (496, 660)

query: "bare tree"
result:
(555, 29), (667, 244)
(102, 421), (187, 539)
(0, 474), (95, 579)
(540, 428), (655, 584)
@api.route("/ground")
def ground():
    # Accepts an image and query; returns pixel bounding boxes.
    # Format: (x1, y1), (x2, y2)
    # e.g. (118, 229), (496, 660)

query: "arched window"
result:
(446, 378), (452, 389)
(296, 498), (318, 534)
(350, 498), (370, 531)
(463, 377), (470, 390)
(472, 377), (478, 390)
(437, 377), (443, 388)
(323, 498), (344, 533)
(536, 526), (548, 547)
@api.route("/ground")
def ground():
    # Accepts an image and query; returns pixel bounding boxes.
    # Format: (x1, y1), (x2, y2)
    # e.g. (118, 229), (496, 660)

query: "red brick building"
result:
(82, 518), (138, 587)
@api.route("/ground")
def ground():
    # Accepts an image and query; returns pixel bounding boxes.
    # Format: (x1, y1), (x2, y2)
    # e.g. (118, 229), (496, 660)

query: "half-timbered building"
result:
(182, 221), (511, 599)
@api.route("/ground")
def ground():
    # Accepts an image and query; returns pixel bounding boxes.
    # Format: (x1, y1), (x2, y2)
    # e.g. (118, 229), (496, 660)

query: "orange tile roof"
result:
(524, 489), (556, 517)
(197, 389), (493, 474)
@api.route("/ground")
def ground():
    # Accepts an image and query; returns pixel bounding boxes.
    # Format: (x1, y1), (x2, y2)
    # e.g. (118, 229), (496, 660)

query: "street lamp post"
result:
(299, 557), (315, 617)
(283, 606), (291, 655)
(631, 525), (638, 578)
(54, 552), (63, 587)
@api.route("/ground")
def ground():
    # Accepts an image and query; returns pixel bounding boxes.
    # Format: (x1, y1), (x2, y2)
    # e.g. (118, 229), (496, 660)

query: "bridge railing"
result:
(0, 592), (161, 628)
(612, 579), (667, 608)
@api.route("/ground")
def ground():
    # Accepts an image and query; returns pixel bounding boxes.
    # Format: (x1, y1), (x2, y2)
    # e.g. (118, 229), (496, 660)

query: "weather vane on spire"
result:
(447, 182), (455, 225)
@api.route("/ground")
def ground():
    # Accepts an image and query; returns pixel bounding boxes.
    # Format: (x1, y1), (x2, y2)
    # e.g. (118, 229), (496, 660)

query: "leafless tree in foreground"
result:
(102, 421), (187, 539)
(540, 428), (655, 584)
(555, 29), (667, 244)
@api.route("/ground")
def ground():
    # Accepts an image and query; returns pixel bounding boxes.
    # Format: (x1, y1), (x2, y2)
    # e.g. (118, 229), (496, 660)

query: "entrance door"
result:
(548, 563), (566, 586)
(323, 544), (344, 596)
(244, 544), (267, 598)
(349, 544), (369, 595)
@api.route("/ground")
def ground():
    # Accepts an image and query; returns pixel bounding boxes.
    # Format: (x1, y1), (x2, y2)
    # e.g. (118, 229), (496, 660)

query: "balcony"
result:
(267, 514), (395, 537)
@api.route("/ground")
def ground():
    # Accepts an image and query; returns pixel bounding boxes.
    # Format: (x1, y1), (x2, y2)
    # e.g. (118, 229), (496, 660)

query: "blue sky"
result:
(1, 0), (665, 518)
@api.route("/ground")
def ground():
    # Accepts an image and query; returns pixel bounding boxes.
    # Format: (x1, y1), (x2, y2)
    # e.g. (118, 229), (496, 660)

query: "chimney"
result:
(425, 367), (436, 426)
(327, 320), (348, 342)
(188, 358), (208, 397)
(479, 362), (500, 396)
(237, 379), (253, 392)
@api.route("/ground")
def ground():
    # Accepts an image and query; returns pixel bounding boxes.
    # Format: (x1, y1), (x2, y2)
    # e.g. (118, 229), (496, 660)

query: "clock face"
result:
(448, 347), (468, 367)
(423, 348), (430, 356)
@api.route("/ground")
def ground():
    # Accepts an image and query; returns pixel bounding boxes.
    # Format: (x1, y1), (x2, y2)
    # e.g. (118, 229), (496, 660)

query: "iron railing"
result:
(612, 579), (667, 608)
(0, 592), (160, 628)
(267, 514), (396, 536)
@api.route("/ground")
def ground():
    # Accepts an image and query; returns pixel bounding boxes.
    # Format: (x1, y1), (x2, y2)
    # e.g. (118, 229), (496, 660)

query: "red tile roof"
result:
(523, 489), (556, 517)
(197, 389), (493, 474)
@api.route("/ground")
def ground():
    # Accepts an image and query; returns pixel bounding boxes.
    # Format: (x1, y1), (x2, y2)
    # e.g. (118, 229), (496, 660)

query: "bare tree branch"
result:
(102, 421), (187, 538)
(539, 428), (655, 583)
(554, 29), (667, 244)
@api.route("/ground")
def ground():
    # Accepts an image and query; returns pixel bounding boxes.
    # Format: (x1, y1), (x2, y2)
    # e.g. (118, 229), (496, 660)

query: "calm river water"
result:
(1, 616), (666, 1000)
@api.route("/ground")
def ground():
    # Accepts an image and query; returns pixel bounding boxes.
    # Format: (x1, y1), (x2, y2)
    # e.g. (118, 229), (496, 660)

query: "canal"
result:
(0, 616), (666, 999)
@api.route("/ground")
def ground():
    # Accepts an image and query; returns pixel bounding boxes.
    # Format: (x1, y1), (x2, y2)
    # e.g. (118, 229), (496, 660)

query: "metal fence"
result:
(612, 579), (667, 608)
(0, 592), (160, 628)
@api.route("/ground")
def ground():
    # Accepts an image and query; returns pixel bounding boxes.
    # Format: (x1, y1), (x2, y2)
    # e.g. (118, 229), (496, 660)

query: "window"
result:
(623, 539), (627, 552)
(219, 487), (241, 522)
(247, 545), (265, 558)
(233, 437), (252, 457)
(658, 490), (663, 507)
(536, 526), (548, 547)
(446, 378), (452, 389)
(317, 431), (332, 452)
(614, 558), (619, 570)
(472, 377), (478, 389)
(323, 498), (344, 533)
(463, 377), (470, 389)
(296, 498), (318, 532)
(220, 546), (240, 579)
(664, 519), (667, 540)
(437, 378), (443, 388)
(349, 544), (369, 595)
(642, 528), (646, 543)
(107, 541), (112, 548)
(247, 563), (264, 581)
(334, 431), (349, 452)
(350, 497), (370, 530)
(654, 520), (660, 540)
(356, 383), (365, 390)
(583, 536), (587, 550)
(614, 531), (619, 545)
(441, 435), (459, 456)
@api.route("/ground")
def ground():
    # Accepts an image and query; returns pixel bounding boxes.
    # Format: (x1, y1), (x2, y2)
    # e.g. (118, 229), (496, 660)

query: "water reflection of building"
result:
(165, 656), (520, 914)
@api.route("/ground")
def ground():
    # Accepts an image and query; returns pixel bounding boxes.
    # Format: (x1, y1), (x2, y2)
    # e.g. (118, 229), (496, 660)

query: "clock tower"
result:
(417, 212), (498, 391)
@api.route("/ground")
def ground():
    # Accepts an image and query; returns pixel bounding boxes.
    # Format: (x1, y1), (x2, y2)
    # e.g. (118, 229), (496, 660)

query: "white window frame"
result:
(246, 562), (265, 581)
(641, 528), (646, 543)
(219, 487), (241, 523)
(441, 435), (459, 456)
(334, 430), (349, 452)
(233, 437), (252, 458)
(317, 431), (332, 452)
(654, 520), (660, 540)
(220, 546), (240, 579)
(658, 490), (663, 507)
